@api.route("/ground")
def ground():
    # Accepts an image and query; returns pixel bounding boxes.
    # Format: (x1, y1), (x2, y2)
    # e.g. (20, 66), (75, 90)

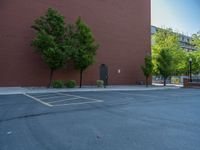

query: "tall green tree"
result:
(72, 17), (99, 88)
(152, 28), (185, 75)
(157, 48), (173, 86)
(31, 8), (71, 87)
(189, 32), (200, 74)
(141, 55), (153, 87)
(186, 51), (200, 75)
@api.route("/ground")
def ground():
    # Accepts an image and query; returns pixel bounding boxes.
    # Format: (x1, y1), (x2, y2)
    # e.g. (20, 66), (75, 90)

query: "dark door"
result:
(100, 64), (108, 86)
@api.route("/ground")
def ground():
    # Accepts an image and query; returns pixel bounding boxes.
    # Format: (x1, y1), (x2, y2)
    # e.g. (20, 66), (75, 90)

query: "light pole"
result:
(189, 58), (192, 82)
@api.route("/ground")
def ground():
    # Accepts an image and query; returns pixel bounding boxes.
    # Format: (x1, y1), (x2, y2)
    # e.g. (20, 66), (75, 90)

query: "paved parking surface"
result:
(24, 92), (103, 107)
(0, 88), (200, 150)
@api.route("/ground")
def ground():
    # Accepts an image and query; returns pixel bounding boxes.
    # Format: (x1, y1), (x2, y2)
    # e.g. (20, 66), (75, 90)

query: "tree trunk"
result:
(79, 69), (83, 88)
(146, 76), (148, 87)
(48, 69), (54, 88)
(163, 77), (166, 86)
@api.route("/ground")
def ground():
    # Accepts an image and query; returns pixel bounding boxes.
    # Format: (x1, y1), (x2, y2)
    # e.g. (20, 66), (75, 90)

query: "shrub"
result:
(96, 80), (104, 88)
(65, 80), (76, 88)
(52, 80), (64, 88)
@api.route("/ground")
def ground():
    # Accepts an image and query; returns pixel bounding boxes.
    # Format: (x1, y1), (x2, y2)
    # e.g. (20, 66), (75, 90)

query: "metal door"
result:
(100, 64), (108, 86)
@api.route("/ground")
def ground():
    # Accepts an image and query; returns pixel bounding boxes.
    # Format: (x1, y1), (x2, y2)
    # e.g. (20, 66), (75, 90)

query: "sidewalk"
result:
(0, 85), (181, 95)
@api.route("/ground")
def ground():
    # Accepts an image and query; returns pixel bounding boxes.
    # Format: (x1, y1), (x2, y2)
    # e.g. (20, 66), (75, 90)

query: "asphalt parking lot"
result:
(0, 88), (200, 150)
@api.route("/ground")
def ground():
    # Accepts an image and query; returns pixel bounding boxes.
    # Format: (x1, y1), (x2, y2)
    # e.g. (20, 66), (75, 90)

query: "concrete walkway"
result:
(0, 85), (181, 95)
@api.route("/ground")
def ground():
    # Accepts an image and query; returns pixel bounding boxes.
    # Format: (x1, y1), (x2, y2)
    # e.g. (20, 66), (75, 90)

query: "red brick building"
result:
(0, 0), (151, 86)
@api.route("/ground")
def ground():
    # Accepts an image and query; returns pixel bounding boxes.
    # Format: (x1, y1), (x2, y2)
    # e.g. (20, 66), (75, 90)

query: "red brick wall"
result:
(184, 78), (200, 88)
(0, 0), (151, 86)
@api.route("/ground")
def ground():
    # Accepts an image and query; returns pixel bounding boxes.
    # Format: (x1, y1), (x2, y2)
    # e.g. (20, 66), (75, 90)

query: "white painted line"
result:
(57, 93), (103, 102)
(48, 97), (79, 104)
(31, 94), (59, 98)
(23, 93), (52, 107)
(40, 95), (69, 100)
(117, 92), (159, 98)
(52, 100), (102, 107)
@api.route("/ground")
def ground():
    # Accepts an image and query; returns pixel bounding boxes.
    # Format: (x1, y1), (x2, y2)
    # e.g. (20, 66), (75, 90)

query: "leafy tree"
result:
(157, 48), (173, 86)
(189, 32), (200, 74)
(31, 8), (71, 87)
(152, 29), (200, 82)
(186, 51), (200, 75)
(174, 32), (200, 75)
(191, 32), (200, 50)
(152, 28), (185, 75)
(141, 55), (153, 87)
(72, 17), (99, 88)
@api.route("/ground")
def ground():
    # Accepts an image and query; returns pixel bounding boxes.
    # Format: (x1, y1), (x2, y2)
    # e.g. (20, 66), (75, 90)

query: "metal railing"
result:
(191, 79), (200, 83)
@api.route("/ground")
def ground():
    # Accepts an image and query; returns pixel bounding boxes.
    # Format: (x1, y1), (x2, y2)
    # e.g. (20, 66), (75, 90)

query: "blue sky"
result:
(151, 0), (200, 35)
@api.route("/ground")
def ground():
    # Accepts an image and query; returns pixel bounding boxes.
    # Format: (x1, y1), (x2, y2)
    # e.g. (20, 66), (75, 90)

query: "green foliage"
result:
(72, 17), (99, 71)
(189, 32), (200, 74)
(52, 80), (64, 88)
(32, 8), (66, 39)
(153, 29), (200, 77)
(31, 8), (72, 87)
(72, 17), (99, 87)
(96, 80), (104, 88)
(141, 55), (153, 87)
(31, 9), (99, 87)
(65, 80), (76, 88)
(141, 55), (153, 78)
(32, 8), (70, 70)
(186, 51), (200, 75)
(152, 28), (184, 75)
(191, 32), (200, 50)
(172, 49), (187, 75)
(157, 48), (173, 85)
(32, 32), (68, 70)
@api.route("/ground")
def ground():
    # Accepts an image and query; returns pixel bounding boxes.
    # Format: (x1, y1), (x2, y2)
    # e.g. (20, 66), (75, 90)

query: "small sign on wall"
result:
(118, 69), (121, 74)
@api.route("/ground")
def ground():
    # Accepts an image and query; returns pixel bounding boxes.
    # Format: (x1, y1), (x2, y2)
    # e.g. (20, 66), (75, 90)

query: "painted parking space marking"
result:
(24, 92), (103, 107)
(23, 93), (53, 107)
(40, 95), (68, 100)
(48, 97), (79, 104)
(30, 93), (59, 97)
(57, 92), (104, 102)
(53, 101), (104, 107)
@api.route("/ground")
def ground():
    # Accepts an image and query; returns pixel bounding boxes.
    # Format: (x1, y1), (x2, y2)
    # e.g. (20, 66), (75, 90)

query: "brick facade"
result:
(183, 78), (200, 88)
(0, 0), (151, 86)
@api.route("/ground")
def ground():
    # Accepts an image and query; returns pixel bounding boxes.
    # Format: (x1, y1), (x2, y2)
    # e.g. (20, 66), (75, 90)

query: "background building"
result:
(151, 26), (196, 52)
(0, 0), (150, 86)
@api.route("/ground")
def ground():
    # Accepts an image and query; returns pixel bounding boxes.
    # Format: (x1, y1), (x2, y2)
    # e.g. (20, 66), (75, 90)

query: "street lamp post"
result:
(189, 58), (192, 82)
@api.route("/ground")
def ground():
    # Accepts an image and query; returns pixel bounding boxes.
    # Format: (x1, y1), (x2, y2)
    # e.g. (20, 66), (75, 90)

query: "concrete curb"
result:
(0, 86), (181, 95)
